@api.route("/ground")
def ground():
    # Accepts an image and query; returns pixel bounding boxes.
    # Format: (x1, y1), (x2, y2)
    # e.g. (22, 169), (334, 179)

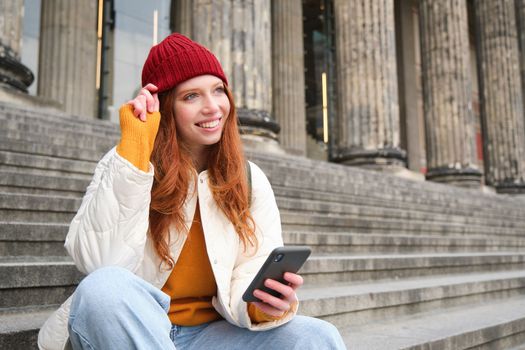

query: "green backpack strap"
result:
(246, 160), (252, 205)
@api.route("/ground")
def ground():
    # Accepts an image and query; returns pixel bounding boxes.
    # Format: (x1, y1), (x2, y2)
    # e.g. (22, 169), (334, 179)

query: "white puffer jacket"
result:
(38, 148), (295, 350)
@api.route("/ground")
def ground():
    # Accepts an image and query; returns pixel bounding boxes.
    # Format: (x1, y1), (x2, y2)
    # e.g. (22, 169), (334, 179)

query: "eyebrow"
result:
(177, 81), (224, 97)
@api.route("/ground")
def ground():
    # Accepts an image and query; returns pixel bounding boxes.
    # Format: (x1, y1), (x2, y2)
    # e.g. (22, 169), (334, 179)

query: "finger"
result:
(253, 289), (290, 312)
(153, 93), (160, 111)
(140, 88), (155, 113)
(250, 302), (285, 318)
(283, 273), (304, 290)
(137, 95), (148, 121)
(264, 279), (297, 302)
(129, 100), (144, 119)
(144, 83), (158, 93)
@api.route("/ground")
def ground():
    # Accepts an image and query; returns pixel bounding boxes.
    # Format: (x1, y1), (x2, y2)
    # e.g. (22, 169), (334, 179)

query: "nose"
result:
(202, 94), (220, 115)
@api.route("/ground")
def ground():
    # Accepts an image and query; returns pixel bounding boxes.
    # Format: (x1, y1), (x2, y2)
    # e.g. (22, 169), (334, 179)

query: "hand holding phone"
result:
(242, 246), (311, 303)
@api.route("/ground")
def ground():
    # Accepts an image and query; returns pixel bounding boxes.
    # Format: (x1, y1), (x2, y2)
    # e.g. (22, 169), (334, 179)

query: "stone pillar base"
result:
(335, 148), (407, 170)
(0, 44), (34, 92)
(238, 107), (284, 154)
(426, 167), (483, 189)
(494, 182), (525, 194)
(241, 133), (285, 154)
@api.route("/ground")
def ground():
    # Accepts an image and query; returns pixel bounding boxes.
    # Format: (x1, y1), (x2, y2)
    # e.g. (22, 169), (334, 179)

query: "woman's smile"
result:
(196, 116), (222, 130)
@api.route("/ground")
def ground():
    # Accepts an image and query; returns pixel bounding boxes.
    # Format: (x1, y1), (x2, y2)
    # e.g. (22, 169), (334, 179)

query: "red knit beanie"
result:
(141, 33), (228, 92)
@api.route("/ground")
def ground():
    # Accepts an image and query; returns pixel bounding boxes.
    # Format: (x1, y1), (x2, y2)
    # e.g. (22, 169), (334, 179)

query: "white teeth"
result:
(198, 119), (220, 128)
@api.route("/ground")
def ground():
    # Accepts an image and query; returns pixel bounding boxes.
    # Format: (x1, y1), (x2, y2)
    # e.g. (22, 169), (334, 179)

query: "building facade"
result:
(2, 0), (525, 194)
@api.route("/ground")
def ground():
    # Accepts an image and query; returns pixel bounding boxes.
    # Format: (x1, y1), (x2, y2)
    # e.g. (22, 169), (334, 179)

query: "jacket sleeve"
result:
(229, 162), (298, 330)
(64, 147), (154, 274)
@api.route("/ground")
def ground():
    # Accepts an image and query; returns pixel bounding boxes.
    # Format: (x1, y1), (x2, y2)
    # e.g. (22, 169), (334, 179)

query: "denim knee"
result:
(72, 266), (138, 314)
(286, 316), (346, 349)
(68, 268), (176, 349)
(312, 318), (345, 348)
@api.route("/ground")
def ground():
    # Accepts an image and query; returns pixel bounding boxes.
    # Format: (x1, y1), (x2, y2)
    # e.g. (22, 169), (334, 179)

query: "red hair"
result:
(149, 86), (256, 267)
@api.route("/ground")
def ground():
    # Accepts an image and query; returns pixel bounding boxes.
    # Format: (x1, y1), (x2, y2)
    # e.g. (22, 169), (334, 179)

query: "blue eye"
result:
(215, 86), (225, 94)
(184, 93), (198, 101)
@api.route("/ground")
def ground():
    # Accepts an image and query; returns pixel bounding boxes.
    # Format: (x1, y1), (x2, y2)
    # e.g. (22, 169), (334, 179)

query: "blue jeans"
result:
(68, 266), (346, 350)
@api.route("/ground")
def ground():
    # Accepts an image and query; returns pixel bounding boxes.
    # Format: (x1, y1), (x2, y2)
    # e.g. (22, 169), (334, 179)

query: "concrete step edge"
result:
(299, 270), (525, 301)
(272, 185), (525, 220)
(0, 305), (57, 334)
(281, 211), (525, 237)
(276, 197), (525, 229)
(284, 231), (525, 246)
(338, 296), (525, 350)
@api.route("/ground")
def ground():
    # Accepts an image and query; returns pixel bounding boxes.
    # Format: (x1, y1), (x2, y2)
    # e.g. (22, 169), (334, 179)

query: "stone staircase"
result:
(1, 101), (525, 349)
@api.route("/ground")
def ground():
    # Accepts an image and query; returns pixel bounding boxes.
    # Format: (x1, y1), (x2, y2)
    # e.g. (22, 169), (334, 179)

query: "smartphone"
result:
(242, 246), (311, 303)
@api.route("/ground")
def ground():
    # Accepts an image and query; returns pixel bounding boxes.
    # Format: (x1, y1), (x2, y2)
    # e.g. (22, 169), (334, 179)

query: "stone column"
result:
(177, 0), (280, 152)
(419, 0), (482, 187)
(474, 0), (525, 193)
(0, 0), (34, 92)
(517, 0), (525, 110)
(333, 0), (406, 169)
(271, 0), (306, 156)
(38, 0), (97, 118)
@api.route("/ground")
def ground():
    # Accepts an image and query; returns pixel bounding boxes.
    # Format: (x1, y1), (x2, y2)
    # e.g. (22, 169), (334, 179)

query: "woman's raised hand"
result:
(117, 83), (162, 172)
(127, 83), (160, 121)
(251, 272), (303, 317)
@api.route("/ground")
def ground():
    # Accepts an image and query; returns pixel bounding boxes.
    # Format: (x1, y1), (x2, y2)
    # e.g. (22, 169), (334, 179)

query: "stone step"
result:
(0, 193), (79, 222)
(1, 190), (521, 238)
(1, 128), (522, 226)
(301, 252), (525, 284)
(0, 306), (56, 350)
(1, 194), (522, 253)
(1, 163), (523, 233)
(276, 196), (525, 231)
(273, 184), (525, 226)
(339, 296), (525, 350)
(0, 138), (109, 164)
(269, 173), (525, 222)
(2, 264), (524, 348)
(298, 270), (525, 329)
(0, 222), (69, 256)
(2, 298), (525, 350)
(0, 116), (120, 147)
(0, 170), (87, 197)
(1, 136), (523, 229)
(0, 102), (119, 136)
(284, 231), (525, 254)
(250, 153), (525, 217)
(0, 129), (115, 156)
(0, 256), (83, 309)
(2, 178), (523, 242)
(281, 211), (524, 237)
(4, 221), (524, 258)
(2, 192), (520, 238)
(0, 193), (510, 235)
(3, 253), (523, 311)
(3, 168), (523, 234)
(0, 151), (96, 177)
(1, 142), (508, 218)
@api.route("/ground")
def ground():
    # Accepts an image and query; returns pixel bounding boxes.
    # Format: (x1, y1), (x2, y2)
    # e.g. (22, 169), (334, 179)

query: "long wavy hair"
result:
(148, 85), (256, 268)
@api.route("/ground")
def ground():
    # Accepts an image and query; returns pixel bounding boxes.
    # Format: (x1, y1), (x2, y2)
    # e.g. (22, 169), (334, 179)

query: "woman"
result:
(38, 33), (345, 350)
